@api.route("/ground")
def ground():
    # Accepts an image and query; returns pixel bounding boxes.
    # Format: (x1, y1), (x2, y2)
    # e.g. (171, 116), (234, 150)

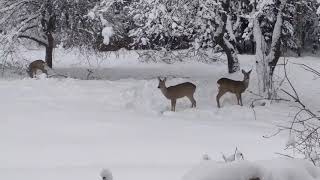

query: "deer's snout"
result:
(157, 85), (160, 88)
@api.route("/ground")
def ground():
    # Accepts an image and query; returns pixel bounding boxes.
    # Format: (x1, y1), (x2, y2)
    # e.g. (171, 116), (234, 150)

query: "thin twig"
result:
(292, 63), (320, 77)
(274, 152), (294, 158)
(263, 128), (283, 138)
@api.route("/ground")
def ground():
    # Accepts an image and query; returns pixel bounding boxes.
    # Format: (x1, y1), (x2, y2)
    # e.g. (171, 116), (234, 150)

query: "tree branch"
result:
(292, 63), (320, 77)
(18, 35), (48, 47)
(279, 57), (320, 165)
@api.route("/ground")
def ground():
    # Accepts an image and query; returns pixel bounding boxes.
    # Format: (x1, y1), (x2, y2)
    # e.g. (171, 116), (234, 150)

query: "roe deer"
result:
(27, 60), (50, 78)
(158, 77), (196, 111)
(216, 69), (252, 108)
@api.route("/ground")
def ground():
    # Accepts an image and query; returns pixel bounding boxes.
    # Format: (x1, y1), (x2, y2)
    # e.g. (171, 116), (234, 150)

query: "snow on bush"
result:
(102, 26), (114, 45)
(87, 11), (96, 19)
(182, 158), (320, 180)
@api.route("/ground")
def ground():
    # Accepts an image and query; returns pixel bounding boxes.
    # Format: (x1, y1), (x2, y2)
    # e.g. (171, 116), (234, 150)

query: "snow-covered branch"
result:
(0, 0), (35, 13)
(253, 0), (288, 97)
(266, 0), (286, 63)
(18, 35), (48, 47)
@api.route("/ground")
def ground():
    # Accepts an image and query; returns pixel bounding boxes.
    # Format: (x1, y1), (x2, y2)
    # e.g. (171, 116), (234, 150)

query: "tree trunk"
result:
(214, 4), (240, 74)
(45, 32), (54, 68)
(223, 38), (240, 73)
(253, 18), (268, 95)
(254, 0), (286, 98)
(295, 3), (302, 57)
(269, 40), (281, 75)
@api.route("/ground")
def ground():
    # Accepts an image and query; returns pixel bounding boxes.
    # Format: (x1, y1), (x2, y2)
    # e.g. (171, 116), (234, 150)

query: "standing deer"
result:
(157, 77), (196, 111)
(216, 69), (252, 108)
(27, 60), (50, 78)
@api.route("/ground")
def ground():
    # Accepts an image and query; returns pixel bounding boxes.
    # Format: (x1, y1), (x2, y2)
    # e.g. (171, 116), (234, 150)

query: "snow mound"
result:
(182, 158), (320, 180)
(100, 168), (113, 180)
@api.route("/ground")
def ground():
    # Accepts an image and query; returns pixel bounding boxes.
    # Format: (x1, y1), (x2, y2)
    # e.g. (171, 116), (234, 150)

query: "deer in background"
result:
(27, 60), (50, 78)
(216, 69), (252, 108)
(157, 77), (196, 111)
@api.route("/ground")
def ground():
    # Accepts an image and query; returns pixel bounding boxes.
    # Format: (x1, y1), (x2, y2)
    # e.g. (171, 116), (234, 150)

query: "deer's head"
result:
(157, 77), (167, 89)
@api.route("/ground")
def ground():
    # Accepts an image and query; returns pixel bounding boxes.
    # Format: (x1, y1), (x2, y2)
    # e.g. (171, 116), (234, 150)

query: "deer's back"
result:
(29, 60), (46, 70)
(217, 78), (245, 93)
(167, 82), (196, 98)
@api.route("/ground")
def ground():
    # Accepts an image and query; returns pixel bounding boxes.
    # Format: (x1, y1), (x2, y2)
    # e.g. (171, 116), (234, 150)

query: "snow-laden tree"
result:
(275, 0), (319, 56)
(128, 0), (198, 50)
(296, 0), (320, 52)
(0, 0), (99, 68)
(292, 1), (314, 55)
(212, 0), (243, 73)
(251, 0), (290, 97)
(128, 0), (243, 73)
(88, 0), (134, 51)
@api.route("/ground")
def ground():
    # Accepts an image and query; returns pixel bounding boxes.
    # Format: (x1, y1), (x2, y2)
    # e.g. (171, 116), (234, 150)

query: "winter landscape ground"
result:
(0, 49), (320, 180)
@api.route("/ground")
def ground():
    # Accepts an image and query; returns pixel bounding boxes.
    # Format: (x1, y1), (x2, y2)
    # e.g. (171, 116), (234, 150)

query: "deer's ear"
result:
(158, 77), (161, 81)
(242, 69), (245, 74)
(248, 69), (252, 74)
(163, 77), (167, 81)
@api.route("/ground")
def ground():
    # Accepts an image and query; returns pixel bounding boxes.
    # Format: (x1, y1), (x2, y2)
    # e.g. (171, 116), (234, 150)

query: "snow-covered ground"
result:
(183, 158), (320, 180)
(0, 48), (320, 180)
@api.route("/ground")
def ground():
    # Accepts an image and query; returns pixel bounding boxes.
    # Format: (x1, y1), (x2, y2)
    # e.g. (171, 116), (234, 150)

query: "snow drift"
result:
(183, 158), (320, 180)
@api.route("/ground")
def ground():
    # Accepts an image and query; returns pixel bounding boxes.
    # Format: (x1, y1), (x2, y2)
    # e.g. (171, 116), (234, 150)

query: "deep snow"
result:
(0, 49), (320, 180)
(183, 158), (320, 180)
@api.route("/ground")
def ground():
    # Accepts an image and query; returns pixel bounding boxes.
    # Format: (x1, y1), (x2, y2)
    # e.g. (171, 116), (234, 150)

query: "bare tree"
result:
(0, 0), (100, 68)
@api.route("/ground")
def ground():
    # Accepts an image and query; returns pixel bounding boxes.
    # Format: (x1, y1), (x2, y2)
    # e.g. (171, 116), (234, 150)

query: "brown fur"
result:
(216, 70), (252, 108)
(249, 178), (260, 180)
(158, 77), (196, 111)
(27, 60), (48, 78)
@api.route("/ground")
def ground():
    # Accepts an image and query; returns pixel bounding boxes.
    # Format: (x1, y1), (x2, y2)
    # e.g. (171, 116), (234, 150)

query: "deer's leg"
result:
(236, 93), (240, 105)
(32, 70), (36, 78)
(239, 93), (243, 106)
(192, 96), (196, 108)
(216, 89), (226, 108)
(171, 99), (176, 111)
(188, 95), (196, 108)
(235, 93), (242, 106)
